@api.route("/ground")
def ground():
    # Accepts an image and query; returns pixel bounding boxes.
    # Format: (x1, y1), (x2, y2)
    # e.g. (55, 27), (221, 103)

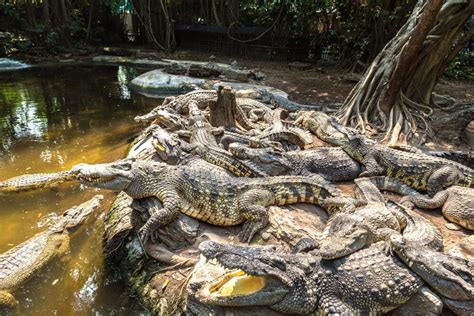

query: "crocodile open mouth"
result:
(204, 270), (267, 297)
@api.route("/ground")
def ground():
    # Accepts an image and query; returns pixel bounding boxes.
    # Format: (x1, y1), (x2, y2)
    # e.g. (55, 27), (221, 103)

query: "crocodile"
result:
(148, 106), (269, 178)
(400, 186), (474, 230)
(0, 171), (75, 193)
(318, 176), (435, 260)
(135, 89), (271, 123)
(325, 119), (474, 195)
(389, 233), (474, 302)
(219, 129), (307, 150)
(0, 195), (103, 309)
(70, 158), (341, 243)
(194, 240), (431, 315)
(228, 142), (362, 181)
(258, 89), (326, 112)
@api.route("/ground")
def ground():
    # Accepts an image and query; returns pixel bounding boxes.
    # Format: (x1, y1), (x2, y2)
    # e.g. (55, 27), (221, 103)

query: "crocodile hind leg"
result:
(427, 166), (463, 196)
(0, 291), (18, 309)
(237, 189), (274, 243)
(400, 190), (449, 209)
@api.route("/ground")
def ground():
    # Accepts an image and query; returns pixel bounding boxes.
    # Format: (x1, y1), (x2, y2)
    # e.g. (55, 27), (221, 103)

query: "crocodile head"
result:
(319, 212), (369, 259)
(71, 159), (167, 199)
(195, 241), (318, 314)
(151, 125), (184, 163)
(51, 195), (103, 232)
(326, 119), (374, 160)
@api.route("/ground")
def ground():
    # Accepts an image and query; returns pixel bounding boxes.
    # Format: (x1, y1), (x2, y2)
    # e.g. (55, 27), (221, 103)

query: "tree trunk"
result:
(209, 86), (237, 128)
(338, 0), (474, 145)
(43, 0), (52, 29)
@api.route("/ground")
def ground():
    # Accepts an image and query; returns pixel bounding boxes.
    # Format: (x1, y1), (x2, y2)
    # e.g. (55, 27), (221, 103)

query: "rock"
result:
(447, 235), (474, 261)
(62, 53), (72, 58)
(445, 222), (461, 231)
(130, 69), (287, 98)
(288, 61), (314, 71)
(254, 71), (265, 80)
(129, 70), (207, 96)
(0, 58), (29, 71)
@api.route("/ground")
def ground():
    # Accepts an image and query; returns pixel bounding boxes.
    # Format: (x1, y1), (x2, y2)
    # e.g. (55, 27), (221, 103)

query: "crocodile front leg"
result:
(427, 166), (464, 196)
(237, 189), (274, 243)
(360, 154), (384, 177)
(0, 291), (18, 309)
(316, 294), (358, 316)
(138, 196), (180, 244)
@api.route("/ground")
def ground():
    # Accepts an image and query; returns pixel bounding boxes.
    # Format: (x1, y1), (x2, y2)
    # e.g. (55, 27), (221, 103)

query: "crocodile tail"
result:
(258, 175), (340, 206)
(359, 176), (422, 197)
(0, 171), (74, 193)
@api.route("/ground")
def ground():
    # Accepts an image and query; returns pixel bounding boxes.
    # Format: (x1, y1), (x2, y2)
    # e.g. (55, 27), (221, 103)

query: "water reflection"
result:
(0, 65), (160, 315)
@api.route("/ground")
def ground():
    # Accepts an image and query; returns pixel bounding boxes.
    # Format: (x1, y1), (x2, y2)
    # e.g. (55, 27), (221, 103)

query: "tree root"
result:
(339, 90), (435, 145)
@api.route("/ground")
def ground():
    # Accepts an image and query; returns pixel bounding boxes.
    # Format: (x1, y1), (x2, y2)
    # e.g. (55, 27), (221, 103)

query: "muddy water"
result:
(0, 65), (160, 314)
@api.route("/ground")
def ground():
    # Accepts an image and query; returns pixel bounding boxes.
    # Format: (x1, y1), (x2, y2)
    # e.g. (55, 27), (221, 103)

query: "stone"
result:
(288, 61), (314, 71)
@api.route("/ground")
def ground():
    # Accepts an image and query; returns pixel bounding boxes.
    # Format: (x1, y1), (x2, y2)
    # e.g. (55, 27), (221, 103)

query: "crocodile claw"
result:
(138, 226), (152, 245)
(239, 221), (263, 243)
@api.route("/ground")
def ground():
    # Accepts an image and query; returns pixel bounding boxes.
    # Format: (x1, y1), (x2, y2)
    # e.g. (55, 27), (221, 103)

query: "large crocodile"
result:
(401, 186), (474, 230)
(70, 158), (341, 243)
(318, 176), (442, 259)
(193, 240), (433, 315)
(324, 119), (474, 195)
(0, 195), (103, 309)
(228, 142), (362, 181)
(389, 233), (474, 302)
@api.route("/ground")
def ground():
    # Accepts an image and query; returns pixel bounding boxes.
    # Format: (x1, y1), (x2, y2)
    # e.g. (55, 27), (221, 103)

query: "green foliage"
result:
(445, 51), (474, 81)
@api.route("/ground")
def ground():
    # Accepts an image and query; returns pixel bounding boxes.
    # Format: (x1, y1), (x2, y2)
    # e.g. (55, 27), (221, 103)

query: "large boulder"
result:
(130, 69), (287, 98)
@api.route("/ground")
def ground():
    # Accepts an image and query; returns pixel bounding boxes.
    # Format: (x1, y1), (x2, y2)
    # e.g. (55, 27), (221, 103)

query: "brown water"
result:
(0, 64), (160, 314)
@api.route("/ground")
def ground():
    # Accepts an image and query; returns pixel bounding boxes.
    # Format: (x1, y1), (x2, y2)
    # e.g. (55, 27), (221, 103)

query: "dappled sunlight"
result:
(0, 65), (154, 315)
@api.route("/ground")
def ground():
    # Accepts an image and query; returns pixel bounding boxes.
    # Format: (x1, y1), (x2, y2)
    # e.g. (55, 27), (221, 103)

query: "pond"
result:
(0, 64), (160, 314)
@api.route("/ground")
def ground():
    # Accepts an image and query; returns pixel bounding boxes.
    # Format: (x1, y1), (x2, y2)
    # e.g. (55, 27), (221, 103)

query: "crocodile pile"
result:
(1, 86), (472, 315)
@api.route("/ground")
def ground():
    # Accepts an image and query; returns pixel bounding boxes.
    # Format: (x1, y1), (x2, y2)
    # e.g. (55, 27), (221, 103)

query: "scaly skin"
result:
(0, 195), (103, 309)
(150, 114), (268, 177)
(325, 119), (474, 195)
(219, 129), (307, 150)
(318, 176), (437, 260)
(194, 240), (426, 315)
(258, 89), (323, 112)
(389, 234), (474, 302)
(401, 186), (474, 230)
(135, 90), (216, 122)
(70, 159), (340, 243)
(0, 171), (75, 193)
(229, 143), (362, 181)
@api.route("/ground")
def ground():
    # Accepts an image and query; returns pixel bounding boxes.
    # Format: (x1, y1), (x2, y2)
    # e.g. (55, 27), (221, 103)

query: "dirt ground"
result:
(171, 50), (474, 106)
